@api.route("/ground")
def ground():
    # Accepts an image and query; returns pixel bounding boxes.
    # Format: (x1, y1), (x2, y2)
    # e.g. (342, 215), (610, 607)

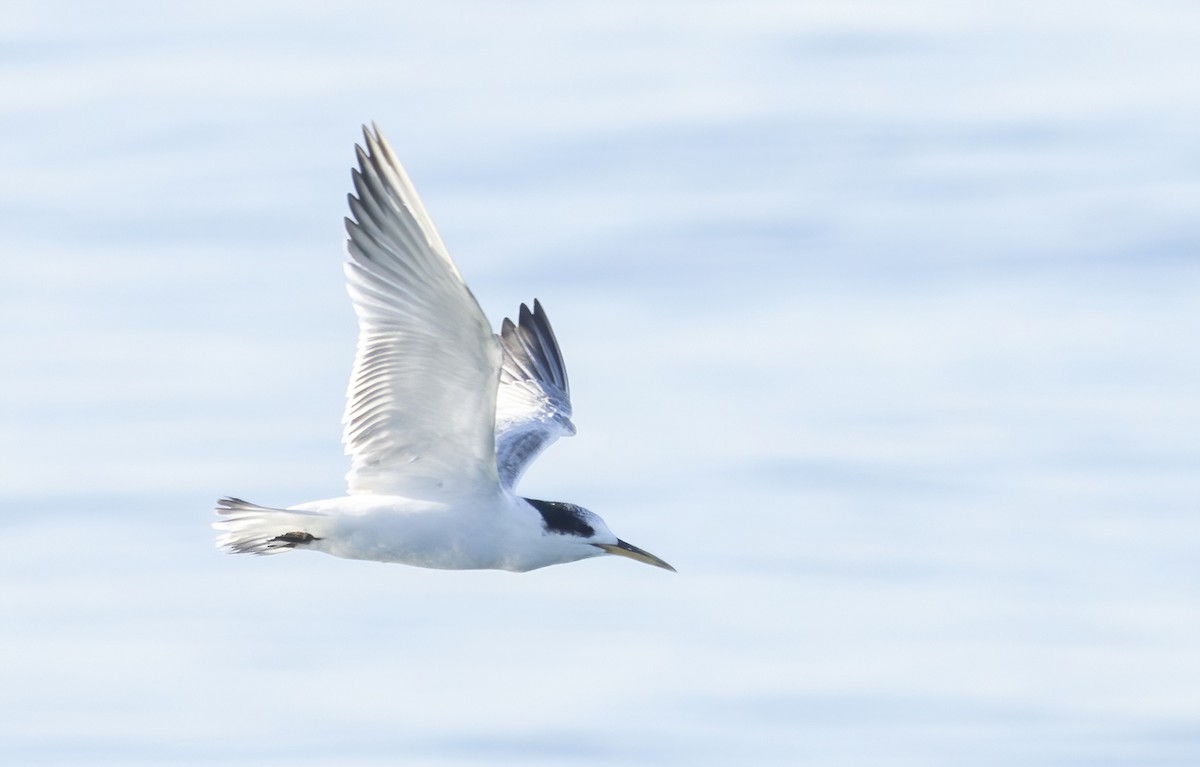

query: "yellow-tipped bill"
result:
(594, 539), (676, 572)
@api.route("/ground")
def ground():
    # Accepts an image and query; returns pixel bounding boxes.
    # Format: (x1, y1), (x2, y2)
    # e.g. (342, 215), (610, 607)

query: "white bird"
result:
(214, 125), (674, 573)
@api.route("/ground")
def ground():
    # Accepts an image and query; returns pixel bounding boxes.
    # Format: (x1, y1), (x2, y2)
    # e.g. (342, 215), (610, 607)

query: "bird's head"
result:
(524, 498), (675, 572)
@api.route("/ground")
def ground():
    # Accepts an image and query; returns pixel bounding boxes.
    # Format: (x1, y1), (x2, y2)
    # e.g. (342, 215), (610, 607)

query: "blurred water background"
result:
(2, 2), (1199, 764)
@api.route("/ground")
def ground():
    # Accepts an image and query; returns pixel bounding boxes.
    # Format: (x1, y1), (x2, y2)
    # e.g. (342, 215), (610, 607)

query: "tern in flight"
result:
(214, 126), (674, 573)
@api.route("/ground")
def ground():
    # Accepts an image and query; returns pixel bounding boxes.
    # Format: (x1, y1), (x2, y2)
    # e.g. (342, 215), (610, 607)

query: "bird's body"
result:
(214, 125), (672, 574)
(218, 492), (615, 572)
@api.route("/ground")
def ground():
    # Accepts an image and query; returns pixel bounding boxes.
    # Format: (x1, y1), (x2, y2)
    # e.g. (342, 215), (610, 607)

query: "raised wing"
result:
(342, 125), (502, 497)
(494, 299), (576, 489)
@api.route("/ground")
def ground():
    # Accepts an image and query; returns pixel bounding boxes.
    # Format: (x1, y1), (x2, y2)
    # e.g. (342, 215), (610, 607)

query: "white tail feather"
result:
(213, 497), (326, 555)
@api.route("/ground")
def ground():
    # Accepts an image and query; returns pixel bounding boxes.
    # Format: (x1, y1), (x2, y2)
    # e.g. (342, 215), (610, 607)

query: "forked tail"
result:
(213, 497), (325, 555)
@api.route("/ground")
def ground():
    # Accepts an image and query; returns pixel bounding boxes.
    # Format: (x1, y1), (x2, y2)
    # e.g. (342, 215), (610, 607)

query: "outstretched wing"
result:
(494, 300), (576, 489)
(342, 124), (502, 497)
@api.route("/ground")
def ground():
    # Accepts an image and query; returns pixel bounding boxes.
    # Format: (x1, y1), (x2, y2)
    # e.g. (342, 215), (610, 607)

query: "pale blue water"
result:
(3, 2), (1199, 765)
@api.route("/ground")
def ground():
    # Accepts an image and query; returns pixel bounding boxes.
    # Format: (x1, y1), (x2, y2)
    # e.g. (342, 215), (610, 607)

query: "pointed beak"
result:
(593, 539), (676, 572)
